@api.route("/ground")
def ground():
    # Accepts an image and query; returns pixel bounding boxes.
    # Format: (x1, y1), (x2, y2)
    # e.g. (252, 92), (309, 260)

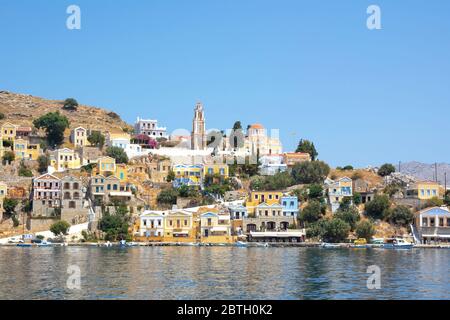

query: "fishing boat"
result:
(383, 238), (413, 249)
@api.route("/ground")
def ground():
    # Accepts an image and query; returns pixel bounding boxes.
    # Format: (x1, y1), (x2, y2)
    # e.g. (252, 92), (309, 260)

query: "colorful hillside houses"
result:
(89, 174), (132, 204)
(106, 131), (144, 159)
(31, 173), (62, 217)
(415, 206), (450, 243)
(245, 191), (283, 215)
(172, 164), (203, 188)
(163, 210), (195, 242)
(134, 117), (168, 139)
(200, 212), (233, 243)
(1, 122), (17, 141)
(406, 181), (443, 200)
(70, 127), (88, 148)
(139, 211), (165, 238)
(228, 204), (248, 220)
(13, 138), (40, 160)
(259, 154), (287, 176)
(325, 176), (353, 213)
(283, 152), (311, 168)
(132, 134), (158, 149)
(49, 148), (82, 172)
(281, 196), (299, 218)
(244, 123), (282, 156)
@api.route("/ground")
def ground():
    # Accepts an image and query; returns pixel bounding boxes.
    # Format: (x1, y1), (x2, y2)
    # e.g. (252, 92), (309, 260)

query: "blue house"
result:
(281, 196), (299, 218)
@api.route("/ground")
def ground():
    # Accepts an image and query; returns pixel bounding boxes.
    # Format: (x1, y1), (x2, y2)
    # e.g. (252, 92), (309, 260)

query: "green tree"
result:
(378, 163), (396, 177)
(232, 121), (242, 130)
(2, 151), (15, 165)
(50, 220), (71, 236)
(365, 194), (390, 220)
(445, 191), (450, 206)
(295, 139), (318, 161)
(98, 209), (130, 241)
(308, 184), (324, 200)
(106, 146), (129, 164)
(0, 112), (5, 120)
(178, 185), (199, 198)
(33, 112), (70, 148)
(62, 98), (79, 111)
(157, 188), (178, 205)
(335, 206), (360, 230)
(299, 200), (324, 225)
(87, 131), (105, 148)
(166, 170), (175, 182)
(353, 192), (362, 205)
(3, 198), (19, 219)
(37, 155), (50, 174)
(321, 218), (351, 243)
(355, 220), (376, 242)
(2, 139), (13, 148)
(18, 161), (33, 177)
(384, 205), (414, 227)
(291, 161), (330, 184)
(343, 165), (354, 170)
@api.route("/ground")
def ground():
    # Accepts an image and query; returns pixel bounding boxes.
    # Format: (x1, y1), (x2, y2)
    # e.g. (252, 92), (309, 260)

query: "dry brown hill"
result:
(0, 90), (131, 132)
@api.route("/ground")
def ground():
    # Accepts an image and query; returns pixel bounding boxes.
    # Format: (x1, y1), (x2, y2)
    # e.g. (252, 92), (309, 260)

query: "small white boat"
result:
(321, 243), (341, 249)
(126, 242), (138, 247)
(37, 240), (52, 247)
(383, 238), (413, 249)
(236, 241), (248, 247)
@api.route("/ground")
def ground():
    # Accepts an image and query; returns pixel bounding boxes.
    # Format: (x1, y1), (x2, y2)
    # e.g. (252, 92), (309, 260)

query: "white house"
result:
(139, 211), (165, 237)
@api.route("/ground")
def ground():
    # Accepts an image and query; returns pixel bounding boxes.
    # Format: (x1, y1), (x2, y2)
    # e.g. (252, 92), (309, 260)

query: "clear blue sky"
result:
(1, 0), (450, 167)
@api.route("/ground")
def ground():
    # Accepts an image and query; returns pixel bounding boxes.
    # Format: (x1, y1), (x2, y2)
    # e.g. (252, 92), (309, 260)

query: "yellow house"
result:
(71, 127), (89, 148)
(200, 212), (233, 243)
(203, 164), (229, 179)
(0, 182), (7, 217)
(115, 163), (128, 182)
(246, 191), (283, 215)
(13, 138), (40, 161)
(408, 181), (444, 200)
(51, 148), (82, 172)
(95, 156), (117, 176)
(105, 131), (131, 147)
(172, 164), (203, 187)
(1, 122), (18, 141)
(163, 210), (196, 242)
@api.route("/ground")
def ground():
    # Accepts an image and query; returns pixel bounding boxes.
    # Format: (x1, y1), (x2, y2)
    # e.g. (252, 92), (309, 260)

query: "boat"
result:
(37, 241), (52, 247)
(383, 238), (413, 249)
(126, 242), (138, 247)
(236, 241), (248, 247)
(321, 243), (341, 249)
(119, 240), (127, 247)
(16, 243), (33, 247)
(351, 238), (368, 248)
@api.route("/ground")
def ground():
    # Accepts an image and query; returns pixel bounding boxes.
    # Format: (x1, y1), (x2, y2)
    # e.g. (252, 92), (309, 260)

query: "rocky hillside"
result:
(0, 90), (131, 133)
(399, 161), (450, 185)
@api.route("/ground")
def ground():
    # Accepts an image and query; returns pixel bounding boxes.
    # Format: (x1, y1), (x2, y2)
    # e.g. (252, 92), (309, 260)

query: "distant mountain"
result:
(399, 161), (450, 185)
(0, 90), (131, 133)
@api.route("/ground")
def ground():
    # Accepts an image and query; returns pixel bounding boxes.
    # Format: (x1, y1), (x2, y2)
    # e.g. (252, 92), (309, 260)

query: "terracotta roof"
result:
(249, 123), (264, 129)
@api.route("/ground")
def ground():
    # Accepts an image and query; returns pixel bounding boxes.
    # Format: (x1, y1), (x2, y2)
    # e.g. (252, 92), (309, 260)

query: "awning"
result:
(173, 231), (189, 235)
(211, 226), (229, 232)
(109, 192), (132, 197)
(250, 231), (305, 238)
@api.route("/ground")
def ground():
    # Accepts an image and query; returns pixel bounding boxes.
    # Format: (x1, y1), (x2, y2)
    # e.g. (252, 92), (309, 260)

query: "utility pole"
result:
(435, 162), (438, 183)
(398, 161), (401, 173)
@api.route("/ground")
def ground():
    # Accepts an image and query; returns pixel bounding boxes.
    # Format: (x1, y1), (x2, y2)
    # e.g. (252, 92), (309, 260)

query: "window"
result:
(143, 219), (147, 226)
(432, 190), (437, 196)
(283, 201), (287, 206)
(290, 201), (294, 206)
(184, 220), (188, 226)
(439, 218), (444, 227)
(269, 195), (272, 200)
(69, 201), (76, 209)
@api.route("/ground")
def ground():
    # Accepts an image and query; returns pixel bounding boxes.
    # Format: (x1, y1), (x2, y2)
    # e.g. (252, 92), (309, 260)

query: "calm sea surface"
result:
(0, 246), (449, 300)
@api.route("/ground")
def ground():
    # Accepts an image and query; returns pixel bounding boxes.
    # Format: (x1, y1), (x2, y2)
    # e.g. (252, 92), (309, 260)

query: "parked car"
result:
(8, 237), (24, 244)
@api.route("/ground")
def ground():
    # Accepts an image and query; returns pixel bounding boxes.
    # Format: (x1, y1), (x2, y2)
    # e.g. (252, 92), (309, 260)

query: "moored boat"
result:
(383, 238), (413, 249)
(236, 241), (248, 247)
(321, 243), (341, 248)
